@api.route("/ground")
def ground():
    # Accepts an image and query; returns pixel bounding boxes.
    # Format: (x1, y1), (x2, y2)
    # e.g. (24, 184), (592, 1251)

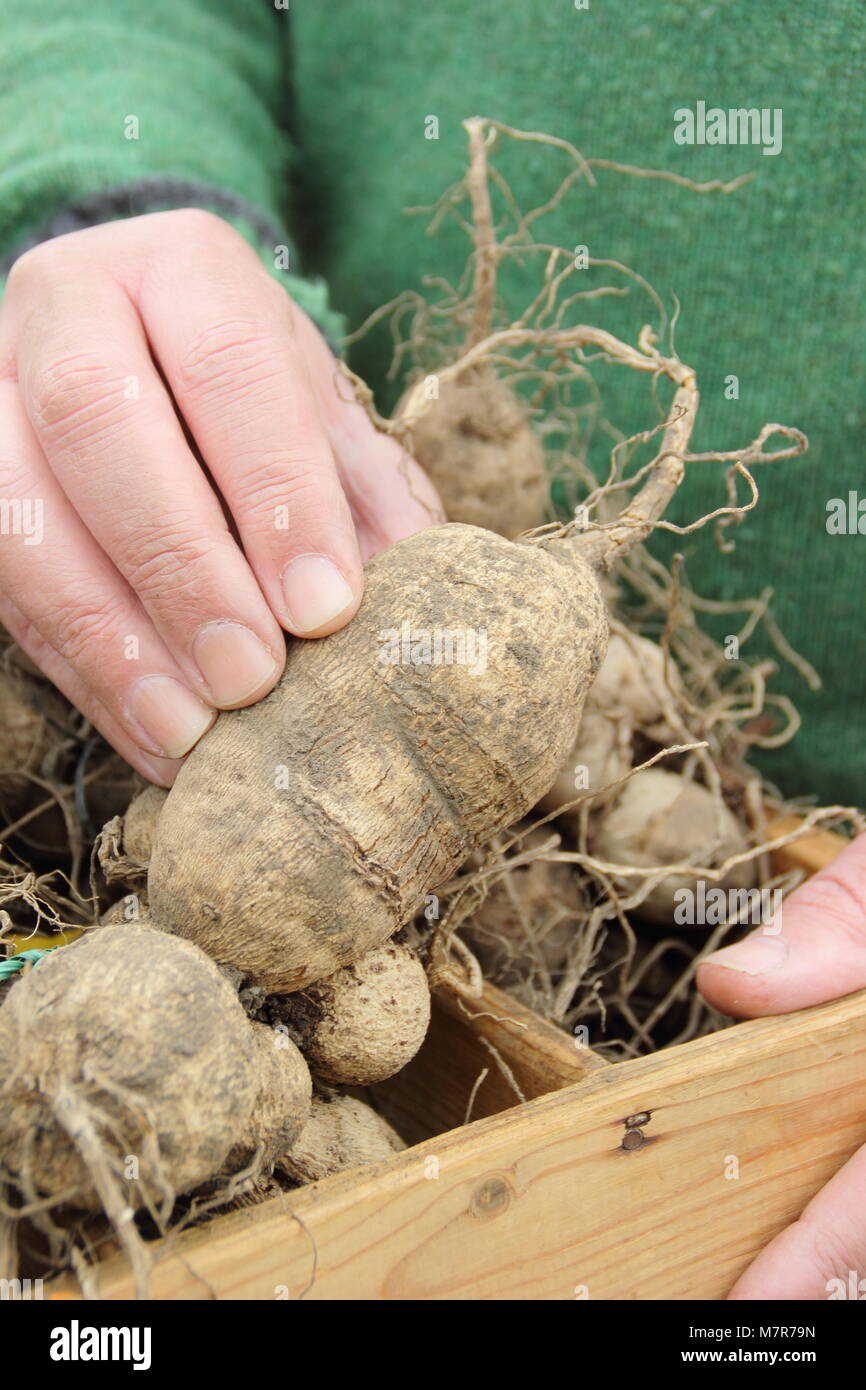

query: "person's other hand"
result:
(697, 832), (866, 1300)
(0, 211), (442, 784)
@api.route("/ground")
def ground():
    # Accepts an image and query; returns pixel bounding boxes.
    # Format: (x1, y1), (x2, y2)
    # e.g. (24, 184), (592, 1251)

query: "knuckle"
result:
(825, 858), (866, 922)
(807, 1219), (862, 1288)
(5, 244), (55, 297)
(230, 456), (339, 525)
(176, 318), (280, 400)
(120, 522), (223, 603)
(53, 590), (130, 672)
(260, 273), (295, 320)
(0, 453), (38, 497)
(29, 350), (130, 448)
(5, 235), (87, 298)
(2, 611), (51, 670)
(794, 866), (866, 946)
(173, 207), (241, 249)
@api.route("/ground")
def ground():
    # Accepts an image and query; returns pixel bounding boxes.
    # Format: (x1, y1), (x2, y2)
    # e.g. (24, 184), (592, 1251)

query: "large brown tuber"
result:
(149, 356), (696, 991)
(149, 524), (609, 990)
(0, 926), (297, 1209)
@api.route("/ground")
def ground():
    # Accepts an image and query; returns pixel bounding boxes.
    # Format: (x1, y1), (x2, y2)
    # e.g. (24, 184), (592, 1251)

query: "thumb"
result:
(697, 831), (866, 1018)
(727, 1142), (866, 1300)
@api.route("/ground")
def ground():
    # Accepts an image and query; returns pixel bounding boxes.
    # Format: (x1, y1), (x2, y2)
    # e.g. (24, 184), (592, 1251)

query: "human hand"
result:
(697, 832), (866, 1300)
(0, 211), (442, 784)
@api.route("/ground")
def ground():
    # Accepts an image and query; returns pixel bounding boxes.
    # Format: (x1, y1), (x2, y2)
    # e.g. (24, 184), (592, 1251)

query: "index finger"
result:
(728, 1142), (866, 1300)
(136, 212), (364, 638)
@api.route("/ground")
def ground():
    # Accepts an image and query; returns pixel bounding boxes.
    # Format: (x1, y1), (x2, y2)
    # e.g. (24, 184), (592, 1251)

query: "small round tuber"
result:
(278, 1092), (405, 1184)
(277, 942), (431, 1086)
(587, 630), (683, 740)
(120, 786), (169, 866)
(224, 1022), (312, 1173)
(97, 786), (168, 885)
(537, 707), (633, 819)
(589, 768), (756, 925)
(463, 827), (588, 998)
(398, 371), (549, 539)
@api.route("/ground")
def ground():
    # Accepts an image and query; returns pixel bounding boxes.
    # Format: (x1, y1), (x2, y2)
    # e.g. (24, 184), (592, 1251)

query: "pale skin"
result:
(699, 832), (866, 1299)
(0, 209), (443, 785)
(0, 210), (861, 1300)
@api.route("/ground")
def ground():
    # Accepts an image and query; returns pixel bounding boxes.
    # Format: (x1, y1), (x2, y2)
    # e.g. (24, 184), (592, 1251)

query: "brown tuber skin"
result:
(224, 1022), (312, 1172)
(149, 523), (609, 991)
(0, 925), (276, 1210)
(398, 372), (549, 539)
(278, 1092), (405, 1184)
(278, 942), (431, 1086)
(120, 785), (169, 866)
(590, 768), (756, 925)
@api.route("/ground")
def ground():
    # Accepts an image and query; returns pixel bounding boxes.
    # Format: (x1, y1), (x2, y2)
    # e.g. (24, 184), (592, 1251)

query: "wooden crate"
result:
(51, 817), (866, 1301)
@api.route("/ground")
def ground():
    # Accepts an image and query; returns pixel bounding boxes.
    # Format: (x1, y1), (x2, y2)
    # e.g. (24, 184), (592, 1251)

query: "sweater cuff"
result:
(0, 176), (346, 353)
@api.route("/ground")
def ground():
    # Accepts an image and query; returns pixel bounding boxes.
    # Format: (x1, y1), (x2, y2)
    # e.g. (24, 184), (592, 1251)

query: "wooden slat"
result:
(767, 813), (851, 878)
(48, 811), (862, 1300)
(51, 987), (866, 1301)
(376, 978), (607, 1143)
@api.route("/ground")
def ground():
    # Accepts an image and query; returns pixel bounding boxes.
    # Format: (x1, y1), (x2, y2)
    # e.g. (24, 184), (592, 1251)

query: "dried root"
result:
(341, 116), (845, 1059)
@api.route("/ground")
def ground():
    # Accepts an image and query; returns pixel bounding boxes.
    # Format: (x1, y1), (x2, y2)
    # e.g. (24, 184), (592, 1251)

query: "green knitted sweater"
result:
(0, 0), (862, 805)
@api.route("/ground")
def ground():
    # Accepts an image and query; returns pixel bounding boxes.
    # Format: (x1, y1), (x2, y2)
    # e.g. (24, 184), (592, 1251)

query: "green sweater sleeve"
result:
(0, 0), (343, 342)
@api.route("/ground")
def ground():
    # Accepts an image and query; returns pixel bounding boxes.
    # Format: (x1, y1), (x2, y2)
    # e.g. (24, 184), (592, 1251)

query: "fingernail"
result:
(702, 933), (789, 976)
(281, 555), (356, 634)
(127, 675), (215, 759)
(135, 752), (184, 789)
(193, 622), (279, 706)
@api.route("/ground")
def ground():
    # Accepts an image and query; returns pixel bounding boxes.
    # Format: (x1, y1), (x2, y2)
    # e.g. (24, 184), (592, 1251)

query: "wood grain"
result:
(51, 986), (866, 1301)
(375, 978), (607, 1143)
(49, 813), (865, 1301)
(768, 813), (851, 878)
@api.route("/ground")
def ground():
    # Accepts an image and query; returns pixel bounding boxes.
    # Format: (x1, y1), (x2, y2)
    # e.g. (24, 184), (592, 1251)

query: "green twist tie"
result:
(0, 947), (57, 980)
